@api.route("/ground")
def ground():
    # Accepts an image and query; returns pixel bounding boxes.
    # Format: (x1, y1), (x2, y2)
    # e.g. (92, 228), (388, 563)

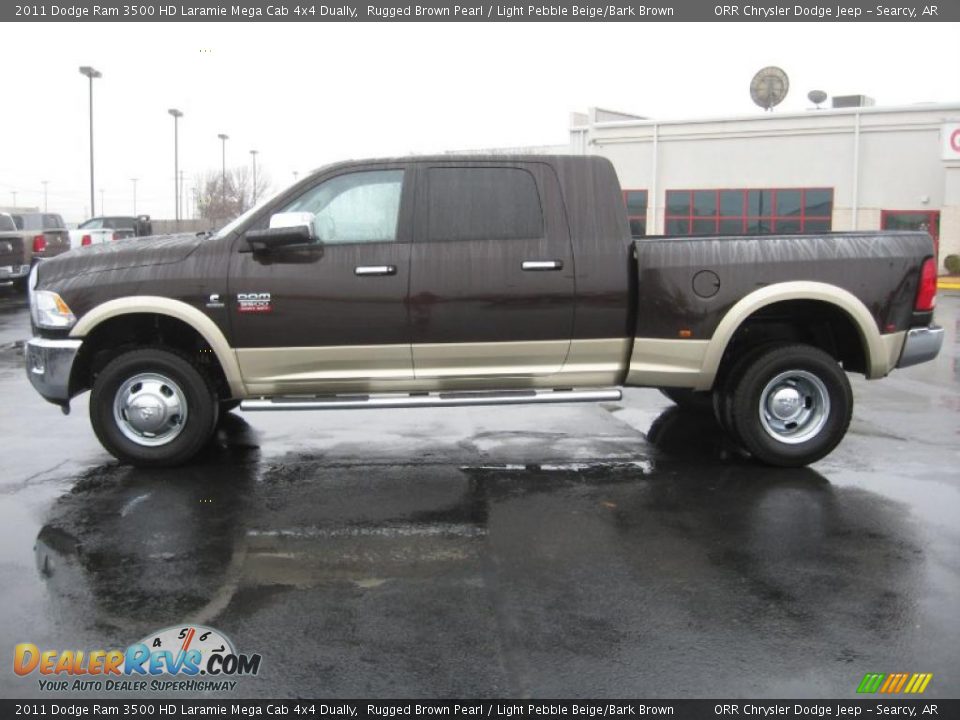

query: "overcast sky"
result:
(2, 21), (957, 222)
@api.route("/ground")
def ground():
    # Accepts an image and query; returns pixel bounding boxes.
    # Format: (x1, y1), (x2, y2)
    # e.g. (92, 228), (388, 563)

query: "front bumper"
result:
(25, 337), (82, 406)
(897, 325), (944, 369)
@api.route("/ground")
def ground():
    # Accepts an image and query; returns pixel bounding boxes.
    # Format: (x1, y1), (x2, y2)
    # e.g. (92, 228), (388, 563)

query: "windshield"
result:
(211, 186), (288, 239)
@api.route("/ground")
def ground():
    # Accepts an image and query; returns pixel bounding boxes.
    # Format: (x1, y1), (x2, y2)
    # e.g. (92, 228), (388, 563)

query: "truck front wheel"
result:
(728, 344), (852, 467)
(90, 348), (218, 467)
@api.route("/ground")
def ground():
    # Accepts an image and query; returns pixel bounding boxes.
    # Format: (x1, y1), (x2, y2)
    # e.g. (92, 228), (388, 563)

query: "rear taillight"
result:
(81, 234), (92, 247)
(915, 257), (937, 312)
(32, 235), (46, 253)
(112, 232), (119, 241)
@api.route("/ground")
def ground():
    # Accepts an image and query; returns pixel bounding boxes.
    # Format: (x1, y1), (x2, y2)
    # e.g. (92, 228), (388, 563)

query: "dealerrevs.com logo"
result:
(14, 625), (262, 693)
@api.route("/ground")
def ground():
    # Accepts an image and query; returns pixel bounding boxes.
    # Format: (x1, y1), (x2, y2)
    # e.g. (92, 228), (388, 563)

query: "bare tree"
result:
(195, 166), (271, 223)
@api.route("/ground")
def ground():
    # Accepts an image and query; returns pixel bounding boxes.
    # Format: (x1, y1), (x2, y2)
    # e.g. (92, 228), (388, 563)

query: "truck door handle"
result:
(522, 260), (563, 271)
(354, 265), (397, 276)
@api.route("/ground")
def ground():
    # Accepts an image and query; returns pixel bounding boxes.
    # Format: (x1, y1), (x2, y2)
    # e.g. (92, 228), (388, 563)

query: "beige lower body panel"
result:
(874, 331), (906, 379)
(625, 338), (709, 389)
(238, 338), (629, 396)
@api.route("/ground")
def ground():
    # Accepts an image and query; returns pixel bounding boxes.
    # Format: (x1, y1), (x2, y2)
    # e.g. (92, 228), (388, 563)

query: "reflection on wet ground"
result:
(21, 412), (938, 698)
(1, 287), (958, 698)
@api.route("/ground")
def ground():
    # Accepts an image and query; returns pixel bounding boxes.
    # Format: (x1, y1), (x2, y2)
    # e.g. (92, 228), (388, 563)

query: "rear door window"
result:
(43, 214), (65, 230)
(425, 167), (543, 242)
(0, 215), (15, 232)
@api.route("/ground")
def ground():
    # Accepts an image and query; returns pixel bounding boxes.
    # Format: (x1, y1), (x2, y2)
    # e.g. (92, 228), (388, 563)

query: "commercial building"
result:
(562, 103), (960, 267)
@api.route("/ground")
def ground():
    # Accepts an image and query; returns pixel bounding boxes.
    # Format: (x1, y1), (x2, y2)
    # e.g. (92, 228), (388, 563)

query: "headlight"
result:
(31, 290), (77, 329)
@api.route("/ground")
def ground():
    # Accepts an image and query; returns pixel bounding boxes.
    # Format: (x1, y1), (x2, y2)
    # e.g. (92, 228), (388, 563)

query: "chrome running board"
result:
(241, 388), (622, 412)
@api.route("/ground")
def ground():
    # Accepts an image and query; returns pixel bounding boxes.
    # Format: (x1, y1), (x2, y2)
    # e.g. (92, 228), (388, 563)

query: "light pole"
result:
(217, 133), (229, 216)
(250, 150), (258, 204)
(41, 181), (48, 212)
(168, 109), (183, 226)
(79, 66), (102, 221)
(131, 178), (138, 214)
(292, 170), (298, 182)
(10, 191), (16, 208)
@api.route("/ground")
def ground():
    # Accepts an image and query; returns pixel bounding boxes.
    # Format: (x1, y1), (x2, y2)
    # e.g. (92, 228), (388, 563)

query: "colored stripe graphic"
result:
(857, 672), (932, 694)
(857, 673), (885, 693)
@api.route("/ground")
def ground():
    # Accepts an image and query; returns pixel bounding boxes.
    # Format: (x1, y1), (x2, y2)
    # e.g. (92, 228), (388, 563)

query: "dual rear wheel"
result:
(665, 344), (853, 467)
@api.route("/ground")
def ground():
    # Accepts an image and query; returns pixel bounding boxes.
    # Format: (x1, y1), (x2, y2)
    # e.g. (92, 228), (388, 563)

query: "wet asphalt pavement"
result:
(0, 284), (957, 700)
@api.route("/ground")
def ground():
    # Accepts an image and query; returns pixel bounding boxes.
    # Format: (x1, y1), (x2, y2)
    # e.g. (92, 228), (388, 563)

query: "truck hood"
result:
(37, 233), (203, 286)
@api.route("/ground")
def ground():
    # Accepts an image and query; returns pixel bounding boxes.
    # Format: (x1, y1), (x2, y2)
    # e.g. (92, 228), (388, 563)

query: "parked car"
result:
(0, 212), (31, 287)
(2, 212), (71, 288)
(23, 155), (942, 468)
(69, 215), (153, 248)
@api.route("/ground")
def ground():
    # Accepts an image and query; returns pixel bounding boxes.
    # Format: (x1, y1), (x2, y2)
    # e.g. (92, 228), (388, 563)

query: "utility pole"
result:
(41, 181), (49, 212)
(217, 133), (229, 216)
(131, 178), (138, 214)
(79, 66), (102, 221)
(250, 149), (258, 204)
(168, 109), (183, 227)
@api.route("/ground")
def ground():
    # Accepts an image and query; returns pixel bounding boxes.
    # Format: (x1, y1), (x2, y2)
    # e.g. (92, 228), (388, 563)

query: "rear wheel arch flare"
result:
(699, 282), (885, 389)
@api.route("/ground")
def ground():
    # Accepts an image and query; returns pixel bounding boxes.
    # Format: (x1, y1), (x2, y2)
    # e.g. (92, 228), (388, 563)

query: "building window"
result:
(664, 188), (833, 236)
(623, 190), (647, 237)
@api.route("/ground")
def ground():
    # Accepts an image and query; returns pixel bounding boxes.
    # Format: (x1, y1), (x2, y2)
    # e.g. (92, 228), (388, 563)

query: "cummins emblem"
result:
(237, 292), (272, 313)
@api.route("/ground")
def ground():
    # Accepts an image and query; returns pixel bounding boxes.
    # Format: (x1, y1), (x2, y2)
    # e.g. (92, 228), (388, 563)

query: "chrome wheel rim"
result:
(113, 373), (188, 447)
(758, 370), (829, 445)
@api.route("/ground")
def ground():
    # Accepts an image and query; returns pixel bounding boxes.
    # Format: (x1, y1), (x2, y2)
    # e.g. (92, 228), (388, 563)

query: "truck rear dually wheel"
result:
(659, 387), (713, 411)
(90, 348), (218, 467)
(728, 344), (852, 467)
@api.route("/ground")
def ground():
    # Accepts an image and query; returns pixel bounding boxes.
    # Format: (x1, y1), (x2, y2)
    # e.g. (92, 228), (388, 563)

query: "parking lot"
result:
(0, 283), (957, 699)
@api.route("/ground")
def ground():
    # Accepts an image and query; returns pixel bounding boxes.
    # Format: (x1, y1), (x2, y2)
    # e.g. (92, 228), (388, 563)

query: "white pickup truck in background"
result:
(69, 215), (152, 248)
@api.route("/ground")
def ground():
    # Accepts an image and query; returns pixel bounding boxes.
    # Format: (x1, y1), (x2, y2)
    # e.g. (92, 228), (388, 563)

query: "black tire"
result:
(712, 343), (780, 439)
(728, 344), (852, 467)
(659, 387), (713, 411)
(219, 399), (241, 413)
(90, 348), (219, 467)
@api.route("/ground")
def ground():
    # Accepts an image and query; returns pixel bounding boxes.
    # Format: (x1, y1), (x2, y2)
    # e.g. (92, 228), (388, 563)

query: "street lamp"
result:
(168, 109), (183, 226)
(41, 181), (48, 212)
(131, 178), (138, 214)
(250, 150), (258, 204)
(79, 66), (102, 221)
(217, 133), (229, 216)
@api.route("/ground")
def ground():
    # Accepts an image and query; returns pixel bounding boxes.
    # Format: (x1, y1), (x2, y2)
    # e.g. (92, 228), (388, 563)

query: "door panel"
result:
(409, 163), (575, 378)
(229, 166), (414, 392)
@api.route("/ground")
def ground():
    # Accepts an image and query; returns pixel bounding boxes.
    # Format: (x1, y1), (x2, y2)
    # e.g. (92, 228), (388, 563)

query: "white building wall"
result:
(570, 104), (960, 265)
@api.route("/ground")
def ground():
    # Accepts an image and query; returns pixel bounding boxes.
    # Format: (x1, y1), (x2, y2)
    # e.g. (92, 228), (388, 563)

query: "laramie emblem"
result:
(237, 292), (272, 313)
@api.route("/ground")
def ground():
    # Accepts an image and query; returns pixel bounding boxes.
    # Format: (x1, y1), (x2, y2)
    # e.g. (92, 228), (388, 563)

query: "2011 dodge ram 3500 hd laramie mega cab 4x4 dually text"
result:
(24, 156), (943, 468)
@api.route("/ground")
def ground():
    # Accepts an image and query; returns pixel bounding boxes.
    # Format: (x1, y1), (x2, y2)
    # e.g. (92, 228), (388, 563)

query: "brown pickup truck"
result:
(23, 155), (943, 468)
(1, 211), (71, 288)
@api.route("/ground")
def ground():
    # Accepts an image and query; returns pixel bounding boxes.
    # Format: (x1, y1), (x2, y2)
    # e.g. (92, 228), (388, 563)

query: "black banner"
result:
(1, 699), (955, 719)
(5, 0), (959, 22)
